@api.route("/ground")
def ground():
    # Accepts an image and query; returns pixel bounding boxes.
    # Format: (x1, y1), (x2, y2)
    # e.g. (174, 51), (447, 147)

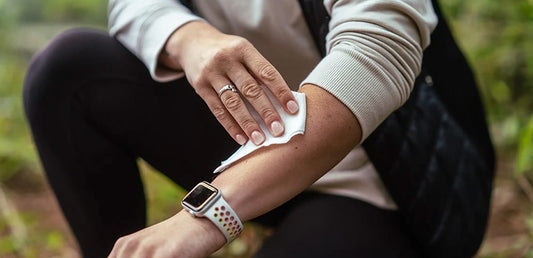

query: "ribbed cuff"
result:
(301, 43), (402, 141)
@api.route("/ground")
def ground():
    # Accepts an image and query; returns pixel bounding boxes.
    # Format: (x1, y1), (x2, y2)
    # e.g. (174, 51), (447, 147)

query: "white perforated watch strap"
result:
(205, 196), (243, 243)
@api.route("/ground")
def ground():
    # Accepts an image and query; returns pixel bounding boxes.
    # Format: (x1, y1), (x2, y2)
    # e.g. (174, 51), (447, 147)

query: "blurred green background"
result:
(0, 0), (532, 257)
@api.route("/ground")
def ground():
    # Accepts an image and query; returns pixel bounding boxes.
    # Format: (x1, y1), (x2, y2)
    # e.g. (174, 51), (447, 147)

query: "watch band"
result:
(181, 182), (244, 244)
(204, 195), (243, 243)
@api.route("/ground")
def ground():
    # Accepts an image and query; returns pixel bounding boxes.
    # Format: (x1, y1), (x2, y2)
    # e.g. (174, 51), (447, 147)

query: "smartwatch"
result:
(181, 181), (243, 243)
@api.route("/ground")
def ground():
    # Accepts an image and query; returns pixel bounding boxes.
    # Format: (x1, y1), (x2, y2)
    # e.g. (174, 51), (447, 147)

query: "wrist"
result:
(181, 181), (244, 244)
(177, 210), (227, 253)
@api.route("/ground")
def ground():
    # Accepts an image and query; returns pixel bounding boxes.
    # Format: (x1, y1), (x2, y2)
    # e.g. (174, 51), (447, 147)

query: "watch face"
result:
(182, 182), (219, 212)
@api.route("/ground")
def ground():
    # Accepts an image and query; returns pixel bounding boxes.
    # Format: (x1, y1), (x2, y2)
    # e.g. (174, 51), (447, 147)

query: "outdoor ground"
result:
(1, 153), (533, 257)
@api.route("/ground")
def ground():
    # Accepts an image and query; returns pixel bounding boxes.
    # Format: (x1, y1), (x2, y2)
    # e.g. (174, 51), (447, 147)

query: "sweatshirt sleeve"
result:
(108, 0), (203, 82)
(301, 0), (438, 141)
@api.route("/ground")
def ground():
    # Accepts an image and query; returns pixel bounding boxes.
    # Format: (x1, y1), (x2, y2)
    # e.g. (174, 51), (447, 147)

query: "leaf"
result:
(45, 231), (64, 251)
(0, 235), (18, 254)
(516, 115), (533, 175)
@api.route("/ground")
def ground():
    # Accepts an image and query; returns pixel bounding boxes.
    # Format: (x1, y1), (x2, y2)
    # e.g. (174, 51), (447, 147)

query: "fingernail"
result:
(251, 131), (265, 145)
(287, 100), (299, 114)
(271, 121), (284, 136)
(236, 134), (247, 145)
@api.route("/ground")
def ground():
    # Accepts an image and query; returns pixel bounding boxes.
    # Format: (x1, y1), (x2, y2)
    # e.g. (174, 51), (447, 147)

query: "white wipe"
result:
(213, 90), (306, 173)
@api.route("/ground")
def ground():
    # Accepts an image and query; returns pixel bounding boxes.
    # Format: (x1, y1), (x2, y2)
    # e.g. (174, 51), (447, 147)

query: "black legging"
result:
(23, 28), (421, 257)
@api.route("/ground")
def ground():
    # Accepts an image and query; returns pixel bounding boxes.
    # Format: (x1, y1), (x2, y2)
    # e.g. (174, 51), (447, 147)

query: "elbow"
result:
(298, 85), (361, 167)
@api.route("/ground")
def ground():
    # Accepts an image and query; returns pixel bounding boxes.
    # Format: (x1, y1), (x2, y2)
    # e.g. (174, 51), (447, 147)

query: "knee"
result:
(23, 28), (105, 119)
(25, 28), (103, 81)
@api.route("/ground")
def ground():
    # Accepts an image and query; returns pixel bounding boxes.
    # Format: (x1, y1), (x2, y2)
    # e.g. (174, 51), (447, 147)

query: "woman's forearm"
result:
(211, 84), (362, 221)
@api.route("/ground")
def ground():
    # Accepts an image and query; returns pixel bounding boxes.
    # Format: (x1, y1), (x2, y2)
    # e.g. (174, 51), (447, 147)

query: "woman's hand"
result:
(161, 21), (299, 145)
(108, 211), (226, 258)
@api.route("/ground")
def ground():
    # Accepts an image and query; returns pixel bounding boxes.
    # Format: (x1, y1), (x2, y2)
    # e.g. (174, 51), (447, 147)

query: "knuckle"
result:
(197, 67), (213, 80)
(240, 118), (256, 131)
(212, 105), (227, 120)
(125, 237), (138, 247)
(276, 88), (292, 100)
(241, 81), (262, 99)
(189, 75), (206, 89)
(260, 108), (277, 121)
(225, 123), (239, 134)
(212, 50), (231, 65)
(194, 86), (210, 97)
(259, 65), (278, 82)
(141, 244), (156, 256)
(114, 237), (126, 248)
(117, 237), (137, 252)
(222, 94), (242, 111)
(228, 37), (250, 51)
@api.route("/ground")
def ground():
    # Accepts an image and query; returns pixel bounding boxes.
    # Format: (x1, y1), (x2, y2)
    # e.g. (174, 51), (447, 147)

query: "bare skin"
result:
(109, 21), (362, 257)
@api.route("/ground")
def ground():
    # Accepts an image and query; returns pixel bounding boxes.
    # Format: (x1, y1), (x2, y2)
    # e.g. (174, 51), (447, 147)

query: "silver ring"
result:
(218, 84), (238, 97)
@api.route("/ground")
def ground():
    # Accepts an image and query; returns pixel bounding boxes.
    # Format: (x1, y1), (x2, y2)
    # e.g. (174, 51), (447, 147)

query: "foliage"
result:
(0, 57), (36, 183)
(139, 161), (186, 225)
(0, 0), (532, 256)
(6, 0), (107, 24)
(440, 1), (533, 255)
(441, 0), (533, 157)
(0, 207), (67, 257)
(0, 0), (109, 255)
(517, 117), (533, 175)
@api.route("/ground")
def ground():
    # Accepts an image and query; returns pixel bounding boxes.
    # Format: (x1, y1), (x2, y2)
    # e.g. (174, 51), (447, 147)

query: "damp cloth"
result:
(213, 89), (306, 173)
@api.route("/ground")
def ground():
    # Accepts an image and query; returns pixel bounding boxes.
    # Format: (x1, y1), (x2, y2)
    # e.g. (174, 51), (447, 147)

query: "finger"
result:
(209, 80), (266, 145)
(227, 64), (285, 137)
(241, 48), (299, 115)
(197, 84), (249, 145)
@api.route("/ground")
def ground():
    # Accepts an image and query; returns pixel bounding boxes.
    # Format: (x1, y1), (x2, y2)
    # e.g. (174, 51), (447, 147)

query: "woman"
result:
(24, 0), (438, 257)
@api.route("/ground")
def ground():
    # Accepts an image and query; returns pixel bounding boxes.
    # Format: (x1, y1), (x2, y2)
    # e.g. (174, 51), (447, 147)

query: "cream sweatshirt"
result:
(107, 0), (437, 210)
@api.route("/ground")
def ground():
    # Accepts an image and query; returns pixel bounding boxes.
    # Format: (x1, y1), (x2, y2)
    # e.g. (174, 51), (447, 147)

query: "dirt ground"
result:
(2, 157), (532, 257)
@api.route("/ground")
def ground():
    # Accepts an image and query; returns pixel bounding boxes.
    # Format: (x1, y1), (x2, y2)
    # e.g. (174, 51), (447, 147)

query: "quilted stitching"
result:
(364, 80), (493, 257)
